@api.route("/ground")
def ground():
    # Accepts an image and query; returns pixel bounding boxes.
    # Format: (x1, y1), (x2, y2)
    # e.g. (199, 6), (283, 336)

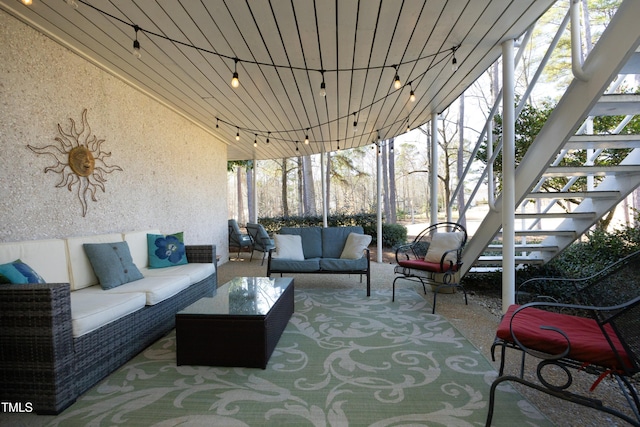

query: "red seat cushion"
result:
(397, 259), (459, 273)
(497, 304), (633, 371)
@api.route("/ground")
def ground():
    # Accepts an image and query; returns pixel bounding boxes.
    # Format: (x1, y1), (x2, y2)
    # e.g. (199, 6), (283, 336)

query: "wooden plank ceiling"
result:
(2, 0), (555, 160)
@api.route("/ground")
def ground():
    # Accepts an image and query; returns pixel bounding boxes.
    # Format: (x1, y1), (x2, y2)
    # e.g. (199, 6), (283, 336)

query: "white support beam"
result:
(430, 113), (439, 224)
(376, 143), (383, 263)
(502, 39), (516, 313)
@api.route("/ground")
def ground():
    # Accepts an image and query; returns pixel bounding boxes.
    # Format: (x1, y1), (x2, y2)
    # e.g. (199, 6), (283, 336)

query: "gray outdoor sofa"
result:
(266, 226), (371, 296)
(0, 230), (217, 414)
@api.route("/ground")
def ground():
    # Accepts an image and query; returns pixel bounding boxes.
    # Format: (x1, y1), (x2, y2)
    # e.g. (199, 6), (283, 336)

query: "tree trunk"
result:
(297, 157), (303, 216)
(281, 159), (289, 217)
(382, 140), (390, 223)
(246, 164), (254, 223)
(303, 155), (316, 215)
(457, 93), (467, 228)
(388, 138), (397, 223)
(236, 166), (244, 223)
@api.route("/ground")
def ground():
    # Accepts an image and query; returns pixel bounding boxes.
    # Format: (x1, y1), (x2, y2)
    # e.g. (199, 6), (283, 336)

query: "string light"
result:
(393, 66), (402, 90)
(231, 58), (240, 88)
(21, 0), (33, 5)
(266, 132), (270, 143)
(406, 118), (411, 133)
(132, 25), (141, 59)
(352, 113), (358, 133)
(254, 134), (258, 147)
(319, 71), (326, 97)
(451, 46), (459, 72)
(305, 129), (309, 144)
(56, 2), (465, 151)
(409, 82), (416, 102)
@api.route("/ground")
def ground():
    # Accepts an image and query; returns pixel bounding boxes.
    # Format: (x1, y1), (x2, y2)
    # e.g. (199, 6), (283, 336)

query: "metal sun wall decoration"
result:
(28, 109), (123, 217)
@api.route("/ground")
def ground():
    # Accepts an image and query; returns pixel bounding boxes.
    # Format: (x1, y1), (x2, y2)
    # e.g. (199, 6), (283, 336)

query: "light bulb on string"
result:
(21, 0), (33, 5)
(319, 70), (327, 97)
(352, 113), (358, 133)
(254, 134), (257, 148)
(235, 128), (240, 141)
(409, 83), (416, 102)
(266, 132), (270, 143)
(451, 46), (459, 72)
(231, 58), (240, 88)
(393, 66), (402, 89)
(305, 129), (309, 144)
(132, 26), (141, 59)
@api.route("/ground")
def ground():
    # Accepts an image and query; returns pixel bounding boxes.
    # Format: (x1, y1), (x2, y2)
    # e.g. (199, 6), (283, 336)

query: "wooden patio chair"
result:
(486, 250), (640, 426)
(392, 222), (467, 314)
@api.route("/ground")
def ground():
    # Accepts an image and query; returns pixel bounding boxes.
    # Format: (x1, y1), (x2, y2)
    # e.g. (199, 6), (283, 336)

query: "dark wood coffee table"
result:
(175, 276), (294, 369)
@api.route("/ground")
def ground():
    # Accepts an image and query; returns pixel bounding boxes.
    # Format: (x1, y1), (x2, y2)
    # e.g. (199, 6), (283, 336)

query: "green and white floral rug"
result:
(46, 289), (550, 426)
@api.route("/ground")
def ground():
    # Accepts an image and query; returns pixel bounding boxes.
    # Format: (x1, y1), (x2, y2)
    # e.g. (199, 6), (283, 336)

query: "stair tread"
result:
(567, 134), (640, 149)
(590, 93), (640, 116)
(543, 165), (640, 177)
(527, 190), (620, 198)
(514, 212), (595, 218)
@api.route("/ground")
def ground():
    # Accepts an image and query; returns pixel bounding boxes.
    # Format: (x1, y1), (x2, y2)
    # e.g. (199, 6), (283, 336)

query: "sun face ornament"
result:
(28, 109), (123, 217)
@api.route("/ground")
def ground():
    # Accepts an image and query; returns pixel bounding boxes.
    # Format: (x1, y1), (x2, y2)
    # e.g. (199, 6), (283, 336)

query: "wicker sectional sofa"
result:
(266, 226), (371, 296)
(0, 229), (217, 414)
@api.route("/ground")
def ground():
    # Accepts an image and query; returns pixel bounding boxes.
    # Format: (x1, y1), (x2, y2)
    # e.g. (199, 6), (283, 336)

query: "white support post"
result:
(252, 156), (258, 223)
(376, 142), (383, 263)
(502, 39), (516, 313)
(320, 148), (328, 227)
(430, 113), (439, 224)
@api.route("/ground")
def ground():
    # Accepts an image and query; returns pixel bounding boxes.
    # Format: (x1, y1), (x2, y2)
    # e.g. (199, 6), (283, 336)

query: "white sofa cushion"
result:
(103, 275), (191, 305)
(70, 286), (146, 337)
(0, 239), (69, 284)
(122, 229), (161, 269)
(66, 233), (123, 290)
(141, 263), (215, 284)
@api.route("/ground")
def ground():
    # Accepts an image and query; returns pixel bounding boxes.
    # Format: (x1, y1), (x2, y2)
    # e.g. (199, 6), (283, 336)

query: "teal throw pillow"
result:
(83, 241), (144, 290)
(147, 232), (188, 268)
(0, 259), (46, 284)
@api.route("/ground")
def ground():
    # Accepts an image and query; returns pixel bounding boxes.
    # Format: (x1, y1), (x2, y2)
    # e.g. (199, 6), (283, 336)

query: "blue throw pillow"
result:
(147, 232), (188, 268)
(0, 259), (46, 284)
(83, 242), (144, 290)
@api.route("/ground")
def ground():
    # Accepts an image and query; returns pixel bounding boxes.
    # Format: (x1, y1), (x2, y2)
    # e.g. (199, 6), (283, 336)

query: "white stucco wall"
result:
(0, 10), (228, 259)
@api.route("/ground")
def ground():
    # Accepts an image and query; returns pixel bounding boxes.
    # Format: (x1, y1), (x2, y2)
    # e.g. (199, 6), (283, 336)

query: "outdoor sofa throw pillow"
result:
(0, 259), (46, 284)
(340, 232), (372, 259)
(147, 232), (188, 268)
(83, 241), (144, 290)
(424, 232), (465, 264)
(273, 234), (305, 260)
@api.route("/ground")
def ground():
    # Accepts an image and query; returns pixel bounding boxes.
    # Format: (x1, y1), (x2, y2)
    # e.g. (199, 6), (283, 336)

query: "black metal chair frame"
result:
(246, 223), (275, 265)
(486, 250), (640, 426)
(392, 222), (467, 314)
(228, 219), (253, 260)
